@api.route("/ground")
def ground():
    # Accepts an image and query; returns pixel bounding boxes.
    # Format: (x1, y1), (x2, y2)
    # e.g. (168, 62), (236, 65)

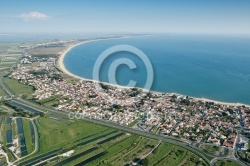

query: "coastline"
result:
(57, 38), (250, 108)
(58, 40), (93, 81)
(57, 37), (134, 90)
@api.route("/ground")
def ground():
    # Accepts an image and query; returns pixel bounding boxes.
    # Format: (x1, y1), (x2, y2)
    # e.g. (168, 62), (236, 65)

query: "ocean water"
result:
(64, 34), (250, 104)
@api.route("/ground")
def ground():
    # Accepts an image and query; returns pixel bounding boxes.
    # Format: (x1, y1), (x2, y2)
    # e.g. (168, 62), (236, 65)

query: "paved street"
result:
(1, 74), (248, 166)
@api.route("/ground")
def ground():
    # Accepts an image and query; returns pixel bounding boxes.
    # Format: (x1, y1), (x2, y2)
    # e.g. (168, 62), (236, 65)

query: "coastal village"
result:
(1, 1), (250, 165)
(8, 45), (250, 154)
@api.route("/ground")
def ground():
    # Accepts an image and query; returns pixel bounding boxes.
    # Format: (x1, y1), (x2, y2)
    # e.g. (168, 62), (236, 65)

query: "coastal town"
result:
(8, 45), (250, 155)
(1, 0), (250, 165)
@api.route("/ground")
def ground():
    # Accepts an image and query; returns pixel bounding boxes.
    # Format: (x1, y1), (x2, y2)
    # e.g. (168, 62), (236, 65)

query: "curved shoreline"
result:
(57, 37), (134, 89)
(58, 38), (250, 107)
(58, 40), (94, 81)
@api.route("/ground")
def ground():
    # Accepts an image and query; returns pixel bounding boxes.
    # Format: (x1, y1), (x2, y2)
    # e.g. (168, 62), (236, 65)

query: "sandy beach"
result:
(58, 38), (250, 108)
(58, 40), (94, 81)
(57, 37), (134, 90)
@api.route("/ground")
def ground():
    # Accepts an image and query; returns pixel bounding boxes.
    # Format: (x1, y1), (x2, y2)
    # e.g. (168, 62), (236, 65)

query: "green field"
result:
(15, 117), (209, 166)
(0, 87), (6, 96)
(215, 160), (241, 166)
(0, 42), (22, 73)
(36, 95), (62, 108)
(202, 144), (220, 153)
(0, 42), (22, 52)
(36, 117), (108, 153)
(3, 78), (34, 96)
(145, 143), (206, 166)
(100, 135), (139, 164)
(28, 47), (65, 56)
(23, 119), (35, 154)
(128, 118), (140, 127)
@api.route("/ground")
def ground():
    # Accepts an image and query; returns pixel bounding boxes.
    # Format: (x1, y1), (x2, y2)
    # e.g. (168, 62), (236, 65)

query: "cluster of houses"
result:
(9, 56), (250, 150)
(19, 40), (75, 49)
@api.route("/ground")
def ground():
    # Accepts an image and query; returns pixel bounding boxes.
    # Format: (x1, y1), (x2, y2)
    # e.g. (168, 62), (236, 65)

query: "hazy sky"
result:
(0, 0), (250, 34)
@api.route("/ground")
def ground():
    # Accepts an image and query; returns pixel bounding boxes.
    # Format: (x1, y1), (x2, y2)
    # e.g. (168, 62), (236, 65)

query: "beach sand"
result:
(57, 37), (133, 90)
(57, 39), (250, 108)
(58, 40), (92, 80)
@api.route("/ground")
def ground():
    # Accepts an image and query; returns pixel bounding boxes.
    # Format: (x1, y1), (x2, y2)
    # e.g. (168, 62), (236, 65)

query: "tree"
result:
(141, 158), (149, 166)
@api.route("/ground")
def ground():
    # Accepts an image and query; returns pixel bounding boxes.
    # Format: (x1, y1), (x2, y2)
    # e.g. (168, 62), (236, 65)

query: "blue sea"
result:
(63, 34), (250, 104)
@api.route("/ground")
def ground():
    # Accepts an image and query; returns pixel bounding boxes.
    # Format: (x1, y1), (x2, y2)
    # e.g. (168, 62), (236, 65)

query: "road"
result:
(0, 74), (247, 166)
(13, 97), (213, 165)
(0, 145), (11, 165)
(0, 85), (212, 165)
(0, 76), (14, 97)
(210, 157), (248, 166)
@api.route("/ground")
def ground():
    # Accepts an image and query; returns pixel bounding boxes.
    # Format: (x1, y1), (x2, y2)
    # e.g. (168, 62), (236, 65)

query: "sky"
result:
(0, 0), (250, 34)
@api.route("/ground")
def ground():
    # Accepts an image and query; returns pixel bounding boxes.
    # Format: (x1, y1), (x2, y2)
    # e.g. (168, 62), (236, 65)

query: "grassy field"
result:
(0, 117), (8, 166)
(16, 117), (209, 166)
(215, 160), (241, 166)
(99, 135), (139, 164)
(3, 78), (34, 96)
(147, 143), (196, 166)
(145, 143), (206, 166)
(112, 137), (151, 165)
(36, 95), (62, 108)
(0, 117), (6, 144)
(0, 43), (22, 53)
(60, 148), (105, 166)
(36, 117), (108, 153)
(128, 118), (140, 127)
(23, 119), (34, 154)
(28, 47), (65, 56)
(0, 63), (15, 67)
(0, 87), (6, 96)
(202, 144), (220, 153)
(0, 42), (22, 72)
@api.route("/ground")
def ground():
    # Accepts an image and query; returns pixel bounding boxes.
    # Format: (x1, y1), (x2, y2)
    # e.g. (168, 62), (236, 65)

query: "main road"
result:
(1, 74), (247, 166)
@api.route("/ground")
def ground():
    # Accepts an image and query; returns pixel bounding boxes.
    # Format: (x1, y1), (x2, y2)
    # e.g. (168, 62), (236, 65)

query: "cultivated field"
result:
(0, 42), (22, 71)
(0, 42), (23, 97)
(16, 117), (209, 166)
(0, 116), (36, 165)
